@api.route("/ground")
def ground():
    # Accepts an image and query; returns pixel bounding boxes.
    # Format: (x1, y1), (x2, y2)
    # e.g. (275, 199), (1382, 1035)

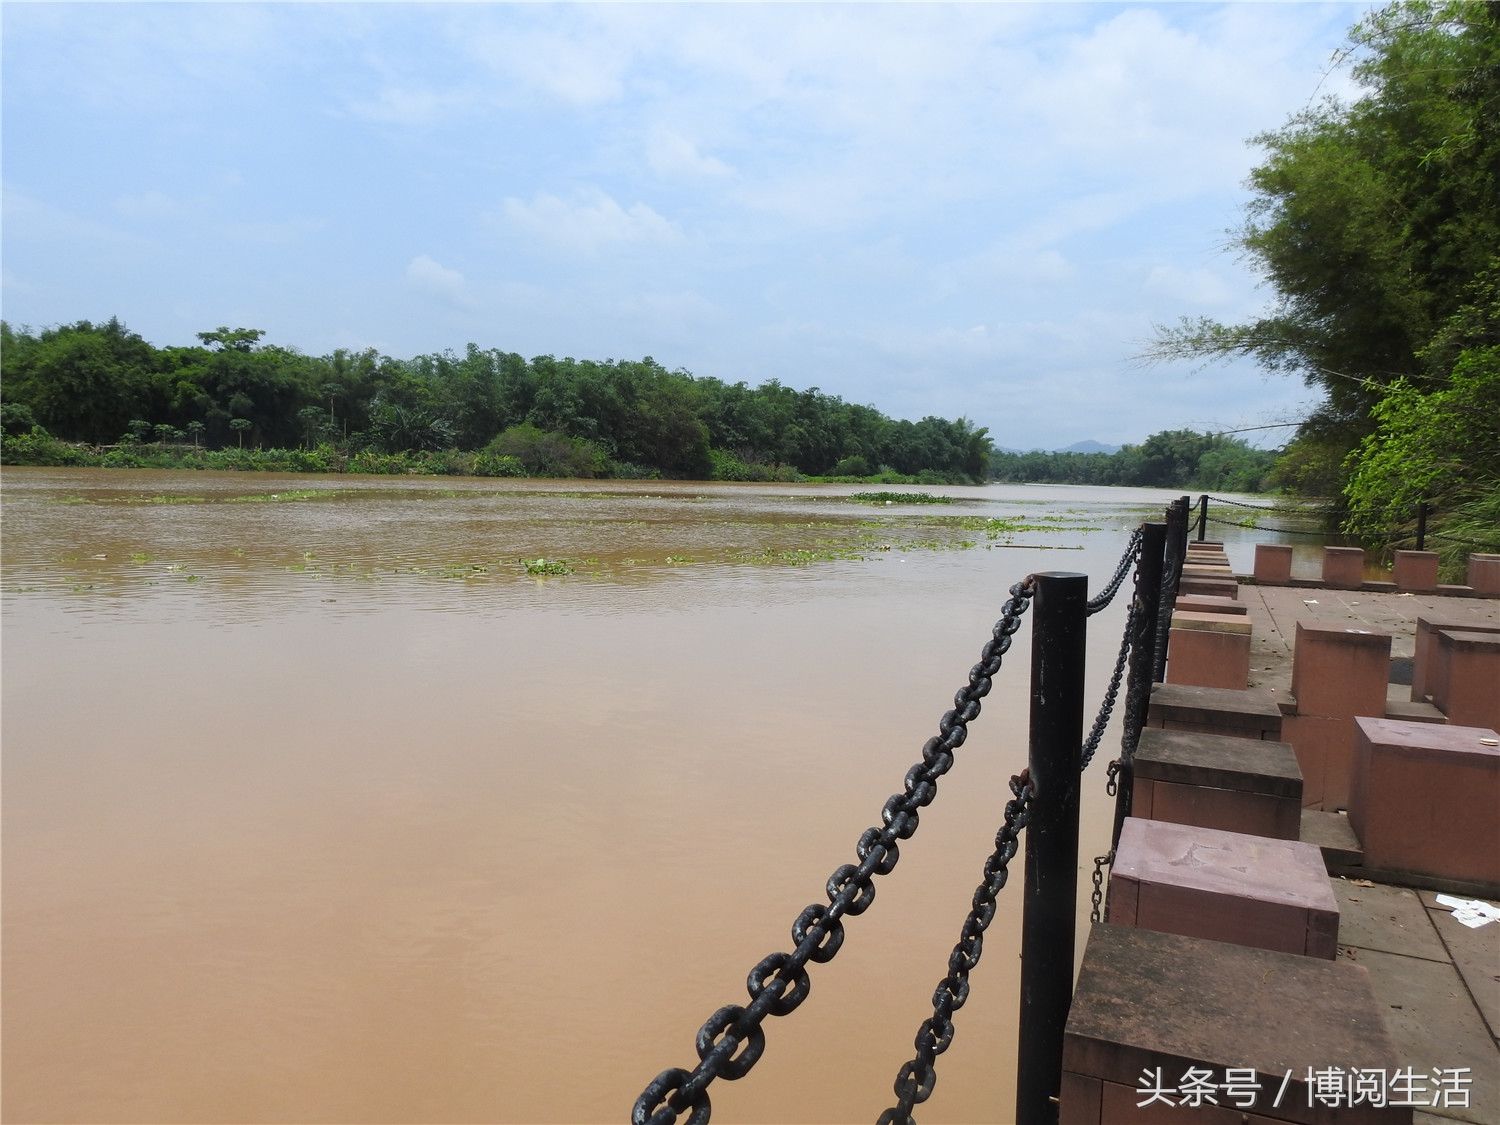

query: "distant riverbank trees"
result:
(989, 430), (1277, 492)
(0, 319), (1281, 492)
(0, 318), (995, 483)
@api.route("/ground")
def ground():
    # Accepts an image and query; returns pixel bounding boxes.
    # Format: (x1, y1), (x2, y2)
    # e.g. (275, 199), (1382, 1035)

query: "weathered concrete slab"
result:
(1175, 593), (1249, 615)
(1335, 946), (1500, 1125)
(1333, 879), (1448, 962)
(1066, 924), (1407, 1124)
(1418, 890), (1500, 1042)
(1111, 817), (1339, 958)
(1148, 683), (1283, 740)
(1135, 729), (1302, 796)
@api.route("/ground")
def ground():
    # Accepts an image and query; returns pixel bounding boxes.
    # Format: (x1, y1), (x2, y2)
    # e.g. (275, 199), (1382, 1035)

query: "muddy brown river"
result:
(1, 469), (1295, 1124)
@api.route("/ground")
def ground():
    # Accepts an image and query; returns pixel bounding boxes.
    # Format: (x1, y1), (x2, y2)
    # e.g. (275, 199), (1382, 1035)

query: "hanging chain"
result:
(1089, 850), (1114, 925)
(1085, 527), (1142, 616)
(877, 770), (1034, 1125)
(631, 578), (1037, 1125)
(1079, 595), (1138, 772)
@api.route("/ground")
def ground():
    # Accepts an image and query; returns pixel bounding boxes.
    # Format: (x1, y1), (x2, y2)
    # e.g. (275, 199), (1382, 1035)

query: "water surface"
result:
(2, 469), (1281, 1123)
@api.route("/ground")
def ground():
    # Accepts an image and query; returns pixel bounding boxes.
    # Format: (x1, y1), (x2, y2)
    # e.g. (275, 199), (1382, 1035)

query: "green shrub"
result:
(486, 424), (606, 477)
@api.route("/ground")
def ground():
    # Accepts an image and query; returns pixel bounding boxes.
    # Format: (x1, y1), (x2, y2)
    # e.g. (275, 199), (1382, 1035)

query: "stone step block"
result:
(1291, 623), (1392, 721)
(1431, 629), (1500, 731)
(1147, 683), (1283, 740)
(1132, 728), (1302, 839)
(1062, 925), (1406, 1124)
(1348, 717), (1500, 894)
(1108, 817), (1340, 959)
(1323, 546), (1366, 589)
(1254, 543), (1294, 584)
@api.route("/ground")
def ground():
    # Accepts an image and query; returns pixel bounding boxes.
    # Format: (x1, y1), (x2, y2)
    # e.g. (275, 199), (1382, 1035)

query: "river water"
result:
(1, 468), (1288, 1124)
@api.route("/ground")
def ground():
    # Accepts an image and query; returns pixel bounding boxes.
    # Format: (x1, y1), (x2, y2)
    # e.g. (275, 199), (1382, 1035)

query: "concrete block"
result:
(1392, 550), (1439, 593)
(1178, 576), (1238, 600)
(1348, 717), (1500, 890)
(1282, 712), (1366, 811)
(1469, 552), (1500, 596)
(1412, 615), (1500, 704)
(1323, 546), (1366, 588)
(1063, 926), (1406, 1123)
(1290, 623), (1392, 720)
(1174, 594), (1247, 616)
(1166, 626), (1250, 690)
(1109, 817), (1339, 958)
(1147, 683), (1283, 740)
(1254, 543), (1294, 584)
(1133, 728), (1302, 839)
(1431, 629), (1500, 730)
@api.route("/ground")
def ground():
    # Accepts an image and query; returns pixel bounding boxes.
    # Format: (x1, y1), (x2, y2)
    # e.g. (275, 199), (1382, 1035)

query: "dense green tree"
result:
(1143, 1), (1500, 540)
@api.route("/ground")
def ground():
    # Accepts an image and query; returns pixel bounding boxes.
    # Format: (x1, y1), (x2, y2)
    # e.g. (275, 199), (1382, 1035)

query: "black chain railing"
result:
(882, 551), (1142, 1121)
(1085, 527), (1142, 617)
(1203, 494), (1330, 516)
(1205, 513), (1329, 537)
(631, 578), (1038, 1125)
(1079, 596), (1137, 772)
(877, 770), (1034, 1124)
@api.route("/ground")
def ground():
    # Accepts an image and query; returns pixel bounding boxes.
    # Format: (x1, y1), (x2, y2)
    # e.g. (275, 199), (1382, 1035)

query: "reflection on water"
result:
(1, 469), (1303, 1123)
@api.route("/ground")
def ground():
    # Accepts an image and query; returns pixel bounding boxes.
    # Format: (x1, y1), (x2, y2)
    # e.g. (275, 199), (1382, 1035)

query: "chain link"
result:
(1205, 513), (1328, 537)
(1203, 493), (1329, 516)
(1079, 595), (1137, 772)
(631, 578), (1037, 1125)
(1089, 850), (1114, 925)
(877, 770), (1034, 1125)
(1085, 527), (1142, 617)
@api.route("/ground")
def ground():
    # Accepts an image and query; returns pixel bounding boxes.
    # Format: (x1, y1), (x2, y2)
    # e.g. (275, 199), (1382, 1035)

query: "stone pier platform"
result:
(1225, 582), (1499, 1122)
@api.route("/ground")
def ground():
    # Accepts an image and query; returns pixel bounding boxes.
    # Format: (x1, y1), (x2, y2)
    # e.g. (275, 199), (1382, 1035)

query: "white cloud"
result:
(496, 188), (683, 254)
(645, 127), (732, 179)
(405, 255), (473, 308)
(345, 85), (470, 126)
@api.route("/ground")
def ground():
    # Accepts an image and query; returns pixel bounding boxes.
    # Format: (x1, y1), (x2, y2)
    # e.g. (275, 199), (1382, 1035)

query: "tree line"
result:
(990, 430), (1276, 492)
(0, 320), (993, 482)
(0, 318), (1277, 490)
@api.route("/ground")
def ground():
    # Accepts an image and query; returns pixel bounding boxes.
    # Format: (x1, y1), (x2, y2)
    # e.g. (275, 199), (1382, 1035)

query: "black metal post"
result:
(1416, 502), (1429, 551)
(1015, 572), (1088, 1125)
(1111, 523), (1166, 851)
(1153, 502), (1185, 682)
(1197, 494), (1208, 542)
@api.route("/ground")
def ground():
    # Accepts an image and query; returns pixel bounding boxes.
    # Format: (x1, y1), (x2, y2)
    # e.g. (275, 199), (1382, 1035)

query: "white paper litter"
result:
(1434, 894), (1500, 928)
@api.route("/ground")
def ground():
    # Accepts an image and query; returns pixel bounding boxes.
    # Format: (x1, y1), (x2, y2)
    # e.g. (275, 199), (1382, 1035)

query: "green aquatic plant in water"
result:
(523, 558), (573, 576)
(227, 489), (335, 504)
(847, 491), (955, 505)
(920, 514), (1100, 536)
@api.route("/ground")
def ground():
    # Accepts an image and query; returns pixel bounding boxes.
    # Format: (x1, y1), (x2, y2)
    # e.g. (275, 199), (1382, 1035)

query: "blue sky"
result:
(2, 2), (1373, 450)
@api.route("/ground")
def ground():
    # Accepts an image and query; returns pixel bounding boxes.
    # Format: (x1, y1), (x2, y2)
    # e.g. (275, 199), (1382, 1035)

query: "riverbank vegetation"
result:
(1145, 1), (1500, 570)
(1, 318), (1280, 493)
(0, 322), (993, 483)
(989, 430), (1277, 492)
